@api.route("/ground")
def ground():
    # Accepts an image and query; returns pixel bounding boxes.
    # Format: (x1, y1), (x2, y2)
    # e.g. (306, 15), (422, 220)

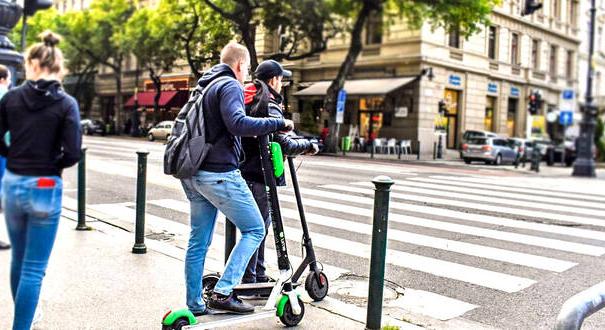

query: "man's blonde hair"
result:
(220, 42), (250, 67)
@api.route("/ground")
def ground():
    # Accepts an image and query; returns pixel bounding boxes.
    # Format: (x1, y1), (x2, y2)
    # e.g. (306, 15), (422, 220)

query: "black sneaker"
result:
(0, 241), (10, 250)
(208, 292), (254, 314)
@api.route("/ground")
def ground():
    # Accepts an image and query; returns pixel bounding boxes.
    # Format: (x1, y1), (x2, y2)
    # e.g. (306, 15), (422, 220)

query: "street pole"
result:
(0, 1), (24, 82)
(132, 150), (149, 254)
(573, 0), (598, 177)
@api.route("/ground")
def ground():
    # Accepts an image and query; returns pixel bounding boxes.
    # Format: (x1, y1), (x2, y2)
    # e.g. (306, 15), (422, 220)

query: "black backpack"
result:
(163, 77), (229, 179)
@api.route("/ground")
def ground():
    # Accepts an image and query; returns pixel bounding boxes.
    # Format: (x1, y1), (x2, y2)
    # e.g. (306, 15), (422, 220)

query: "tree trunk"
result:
(114, 65), (123, 135)
(240, 23), (259, 71)
(150, 68), (162, 124)
(324, 0), (379, 152)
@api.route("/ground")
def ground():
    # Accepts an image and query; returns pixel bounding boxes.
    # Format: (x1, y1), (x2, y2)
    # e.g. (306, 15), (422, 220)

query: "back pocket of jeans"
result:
(29, 178), (61, 218)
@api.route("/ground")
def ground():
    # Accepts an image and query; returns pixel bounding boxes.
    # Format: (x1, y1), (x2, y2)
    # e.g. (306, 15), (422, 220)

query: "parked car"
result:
(461, 137), (517, 165)
(147, 121), (174, 141)
(80, 119), (106, 136)
(460, 130), (499, 157)
(546, 138), (596, 167)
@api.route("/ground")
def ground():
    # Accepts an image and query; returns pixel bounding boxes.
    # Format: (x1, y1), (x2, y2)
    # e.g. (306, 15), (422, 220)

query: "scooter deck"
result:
(185, 308), (276, 329)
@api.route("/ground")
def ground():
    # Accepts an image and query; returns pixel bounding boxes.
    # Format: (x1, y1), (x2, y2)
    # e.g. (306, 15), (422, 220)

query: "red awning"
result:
(124, 90), (189, 108)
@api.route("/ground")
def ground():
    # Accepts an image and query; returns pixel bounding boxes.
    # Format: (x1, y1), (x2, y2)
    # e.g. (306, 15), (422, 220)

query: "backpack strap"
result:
(190, 76), (233, 142)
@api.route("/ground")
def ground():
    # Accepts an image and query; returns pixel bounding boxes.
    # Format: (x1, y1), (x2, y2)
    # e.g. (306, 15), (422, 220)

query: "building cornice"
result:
(491, 9), (582, 45)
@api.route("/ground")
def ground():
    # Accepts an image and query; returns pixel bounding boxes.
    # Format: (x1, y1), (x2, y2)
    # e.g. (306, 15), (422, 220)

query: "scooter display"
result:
(162, 136), (326, 329)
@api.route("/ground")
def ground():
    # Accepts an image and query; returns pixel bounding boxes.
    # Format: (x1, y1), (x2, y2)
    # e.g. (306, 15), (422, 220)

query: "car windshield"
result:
(465, 131), (485, 139)
(467, 138), (487, 145)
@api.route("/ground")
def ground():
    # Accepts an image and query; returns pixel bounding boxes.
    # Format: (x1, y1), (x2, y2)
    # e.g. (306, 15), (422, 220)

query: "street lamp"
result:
(0, 0), (24, 83)
(573, 0), (598, 177)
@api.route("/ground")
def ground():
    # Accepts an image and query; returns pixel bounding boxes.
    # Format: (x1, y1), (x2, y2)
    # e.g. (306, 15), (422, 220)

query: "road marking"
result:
(352, 182), (605, 218)
(400, 178), (605, 211)
(339, 183), (605, 228)
(282, 190), (605, 256)
(428, 176), (605, 201)
(279, 208), (575, 272)
(149, 199), (534, 292)
(303, 160), (417, 175)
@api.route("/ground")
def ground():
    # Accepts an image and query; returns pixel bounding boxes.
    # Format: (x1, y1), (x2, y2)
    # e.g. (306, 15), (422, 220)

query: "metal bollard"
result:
(433, 142), (437, 160)
(366, 176), (395, 330)
(555, 280), (605, 330)
(225, 220), (236, 264)
(76, 147), (91, 231)
(132, 150), (149, 254)
(417, 141), (421, 161)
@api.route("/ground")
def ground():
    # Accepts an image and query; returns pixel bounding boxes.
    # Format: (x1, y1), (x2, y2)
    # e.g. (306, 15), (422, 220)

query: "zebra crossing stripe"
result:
(355, 182), (605, 218)
(148, 199), (534, 292)
(303, 160), (417, 175)
(279, 208), (575, 272)
(428, 176), (605, 201)
(399, 178), (605, 211)
(282, 190), (605, 256)
(342, 183), (605, 228)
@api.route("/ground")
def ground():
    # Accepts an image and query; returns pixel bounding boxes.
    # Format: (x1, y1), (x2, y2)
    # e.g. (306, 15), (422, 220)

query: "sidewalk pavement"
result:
(0, 215), (405, 330)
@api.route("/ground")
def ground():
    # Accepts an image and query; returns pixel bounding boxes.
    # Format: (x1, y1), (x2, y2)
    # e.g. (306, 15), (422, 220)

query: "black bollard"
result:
(433, 142), (437, 160)
(225, 220), (237, 264)
(132, 150), (149, 254)
(366, 176), (395, 330)
(416, 141), (421, 161)
(76, 147), (92, 231)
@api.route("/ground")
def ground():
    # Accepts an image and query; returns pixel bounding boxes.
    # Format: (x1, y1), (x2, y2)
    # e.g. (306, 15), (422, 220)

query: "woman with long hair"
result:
(0, 31), (82, 330)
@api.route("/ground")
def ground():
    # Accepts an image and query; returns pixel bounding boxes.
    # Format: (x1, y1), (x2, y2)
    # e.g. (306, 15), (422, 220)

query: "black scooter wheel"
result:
(279, 296), (305, 327)
(171, 317), (190, 330)
(202, 273), (221, 304)
(305, 271), (329, 301)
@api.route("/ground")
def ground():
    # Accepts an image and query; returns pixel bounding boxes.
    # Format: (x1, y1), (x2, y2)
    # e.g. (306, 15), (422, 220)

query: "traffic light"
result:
(24, 0), (53, 17)
(528, 92), (542, 115)
(521, 0), (543, 16)
(438, 100), (448, 115)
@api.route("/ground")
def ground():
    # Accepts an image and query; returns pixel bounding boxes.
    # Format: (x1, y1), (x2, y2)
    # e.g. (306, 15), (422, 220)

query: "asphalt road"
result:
(62, 135), (605, 329)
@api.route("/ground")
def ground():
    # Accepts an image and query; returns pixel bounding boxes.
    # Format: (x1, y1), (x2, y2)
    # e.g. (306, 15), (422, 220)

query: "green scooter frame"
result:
(162, 137), (305, 329)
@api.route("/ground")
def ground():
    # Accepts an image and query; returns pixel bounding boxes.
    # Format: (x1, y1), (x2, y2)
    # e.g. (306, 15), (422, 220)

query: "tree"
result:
(124, 3), (181, 123)
(202, 0), (339, 70)
(65, 0), (136, 132)
(165, 0), (233, 79)
(323, 0), (497, 151)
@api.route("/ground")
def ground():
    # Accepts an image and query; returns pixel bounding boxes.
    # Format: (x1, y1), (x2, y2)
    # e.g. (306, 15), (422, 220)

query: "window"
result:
(553, 0), (561, 20)
(365, 11), (383, 45)
(531, 39), (540, 69)
(570, 1), (578, 28)
(449, 28), (461, 49)
(488, 26), (498, 60)
(511, 33), (519, 65)
(599, 27), (603, 52)
(566, 50), (574, 81)
(550, 45), (558, 79)
(485, 96), (497, 131)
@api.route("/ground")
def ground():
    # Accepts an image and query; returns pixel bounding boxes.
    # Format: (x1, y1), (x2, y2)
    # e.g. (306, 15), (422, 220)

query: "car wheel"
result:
(148, 134), (155, 141)
(494, 154), (502, 166)
(463, 158), (472, 164)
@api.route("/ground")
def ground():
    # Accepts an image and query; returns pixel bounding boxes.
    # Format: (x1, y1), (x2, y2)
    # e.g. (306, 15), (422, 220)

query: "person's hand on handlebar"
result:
(282, 119), (294, 131)
(306, 143), (319, 155)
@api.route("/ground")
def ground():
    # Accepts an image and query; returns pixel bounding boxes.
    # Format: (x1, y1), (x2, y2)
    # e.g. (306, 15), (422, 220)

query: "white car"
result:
(148, 121), (174, 141)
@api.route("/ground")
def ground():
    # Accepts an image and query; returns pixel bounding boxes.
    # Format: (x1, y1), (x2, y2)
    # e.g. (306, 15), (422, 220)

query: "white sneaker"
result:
(32, 308), (43, 326)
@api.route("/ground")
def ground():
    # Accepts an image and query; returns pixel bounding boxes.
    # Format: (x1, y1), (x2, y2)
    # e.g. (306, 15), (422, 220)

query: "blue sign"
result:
(562, 89), (574, 100)
(559, 111), (573, 126)
(336, 89), (347, 124)
(449, 75), (462, 86)
(510, 87), (520, 97)
(488, 82), (498, 94)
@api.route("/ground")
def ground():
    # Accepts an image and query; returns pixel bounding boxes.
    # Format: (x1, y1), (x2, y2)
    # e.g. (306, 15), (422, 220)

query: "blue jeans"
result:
(181, 170), (265, 313)
(3, 170), (63, 330)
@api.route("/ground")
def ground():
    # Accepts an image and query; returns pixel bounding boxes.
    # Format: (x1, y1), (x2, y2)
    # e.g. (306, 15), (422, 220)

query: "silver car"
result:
(461, 137), (518, 165)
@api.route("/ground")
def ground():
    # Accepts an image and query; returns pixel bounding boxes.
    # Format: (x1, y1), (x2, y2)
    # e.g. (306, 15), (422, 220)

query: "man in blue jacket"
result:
(179, 42), (294, 316)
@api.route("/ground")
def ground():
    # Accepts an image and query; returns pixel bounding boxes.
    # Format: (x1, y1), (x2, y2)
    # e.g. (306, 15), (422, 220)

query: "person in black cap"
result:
(240, 60), (318, 285)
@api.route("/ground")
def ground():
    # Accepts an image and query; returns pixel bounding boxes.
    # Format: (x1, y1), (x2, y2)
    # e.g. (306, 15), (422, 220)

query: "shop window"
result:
(485, 96), (497, 132)
(507, 98), (518, 137)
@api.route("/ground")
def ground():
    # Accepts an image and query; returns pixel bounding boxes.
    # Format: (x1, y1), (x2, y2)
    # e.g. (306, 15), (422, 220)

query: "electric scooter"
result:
(162, 137), (312, 329)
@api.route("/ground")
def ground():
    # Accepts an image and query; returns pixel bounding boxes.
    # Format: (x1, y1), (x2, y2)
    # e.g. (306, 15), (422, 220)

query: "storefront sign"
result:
(336, 89), (347, 124)
(449, 75), (462, 86)
(394, 107), (408, 118)
(510, 86), (520, 97)
(488, 82), (498, 94)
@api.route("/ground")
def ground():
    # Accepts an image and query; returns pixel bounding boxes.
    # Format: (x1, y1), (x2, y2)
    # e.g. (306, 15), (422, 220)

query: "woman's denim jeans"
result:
(3, 170), (63, 330)
(181, 169), (265, 313)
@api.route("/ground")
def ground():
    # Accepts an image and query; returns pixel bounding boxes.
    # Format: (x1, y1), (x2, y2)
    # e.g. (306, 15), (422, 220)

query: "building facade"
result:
(289, 0), (582, 153)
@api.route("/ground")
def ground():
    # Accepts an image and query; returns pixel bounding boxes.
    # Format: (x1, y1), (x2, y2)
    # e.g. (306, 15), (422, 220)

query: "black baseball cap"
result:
(255, 60), (292, 81)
